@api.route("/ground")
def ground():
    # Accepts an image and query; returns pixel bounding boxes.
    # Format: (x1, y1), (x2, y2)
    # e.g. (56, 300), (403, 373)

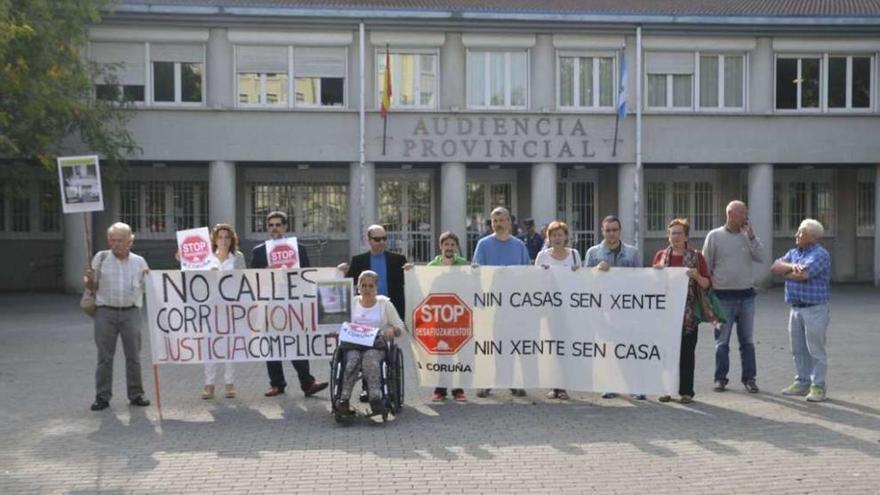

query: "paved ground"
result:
(1, 287), (878, 494)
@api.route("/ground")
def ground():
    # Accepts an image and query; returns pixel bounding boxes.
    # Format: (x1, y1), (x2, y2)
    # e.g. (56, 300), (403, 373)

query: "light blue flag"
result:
(617, 52), (628, 119)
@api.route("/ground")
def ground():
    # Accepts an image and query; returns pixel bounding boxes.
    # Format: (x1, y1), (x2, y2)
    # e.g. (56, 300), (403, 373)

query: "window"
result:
(828, 55), (872, 110)
(646, 52), (693, 109)
(248, 182), (348, 237)
(698, 54), (745, 109)
(90, 42), (146, 103)
(857, 174), (875, 237)
(465, 179), (514, 257)
(557, 178), (596, 255)
(150, 44), (204, 104)
(118, 181), (208, 237)
(773, 173), (834, 234)
(377, 51), (437, 109)
(236, 46), (289, 106)
(468, 50), (527, 109)
(645, 174), (717, 235)
(378, 175), (434, 262)
(775, 54), (872, 111)
(0, 181), (61, 236)
(775, 56), (821, 110)
(558, 54), (614, 109)
(294, 46), (346, 107)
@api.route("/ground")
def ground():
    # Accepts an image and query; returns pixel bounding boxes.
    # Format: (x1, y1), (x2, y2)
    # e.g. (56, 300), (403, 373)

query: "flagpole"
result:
(381, 42), (389, 156)
(611, 110), (620, 157)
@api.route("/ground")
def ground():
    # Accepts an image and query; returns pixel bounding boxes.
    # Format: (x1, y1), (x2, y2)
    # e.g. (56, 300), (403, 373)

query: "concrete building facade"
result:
(1, 1), (878, 291)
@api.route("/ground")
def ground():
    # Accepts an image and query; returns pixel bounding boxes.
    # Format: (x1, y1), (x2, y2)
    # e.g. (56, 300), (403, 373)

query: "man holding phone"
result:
(703, 201), (764, 394)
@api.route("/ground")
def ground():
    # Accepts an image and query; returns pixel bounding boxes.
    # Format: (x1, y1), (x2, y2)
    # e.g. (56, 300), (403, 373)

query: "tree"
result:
(0, 0), (138, 171)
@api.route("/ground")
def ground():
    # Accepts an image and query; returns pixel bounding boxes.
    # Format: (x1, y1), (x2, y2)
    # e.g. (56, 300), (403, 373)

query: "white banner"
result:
(339, 322), (380, 347)
(405, 266), (690, 395)
(146, 267), (341, 364)
(176, 227), (218, 271)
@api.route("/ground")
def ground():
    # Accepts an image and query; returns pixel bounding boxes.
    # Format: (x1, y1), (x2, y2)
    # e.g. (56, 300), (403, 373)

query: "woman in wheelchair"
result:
(335, 270), (405, 419)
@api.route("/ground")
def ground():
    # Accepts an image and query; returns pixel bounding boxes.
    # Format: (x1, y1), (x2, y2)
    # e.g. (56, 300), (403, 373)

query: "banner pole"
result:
(83, 213), (92, 265)
(153, 364), (162, 421)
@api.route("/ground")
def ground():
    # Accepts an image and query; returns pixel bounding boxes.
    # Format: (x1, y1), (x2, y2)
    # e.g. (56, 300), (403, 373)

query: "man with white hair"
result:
(472, 206), (530, 398)
(771, 219), (832, 402)
(702, 200), (764, 394)
(85, 222), (150, 411)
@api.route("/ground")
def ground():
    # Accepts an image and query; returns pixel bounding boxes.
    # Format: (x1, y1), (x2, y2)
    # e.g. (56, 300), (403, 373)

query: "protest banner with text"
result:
(405, 266), (689, 395)
(146, 268), (341, 365)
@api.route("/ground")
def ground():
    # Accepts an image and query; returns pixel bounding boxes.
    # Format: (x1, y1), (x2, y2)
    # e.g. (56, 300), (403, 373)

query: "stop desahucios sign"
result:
(413, 293), (473, 355)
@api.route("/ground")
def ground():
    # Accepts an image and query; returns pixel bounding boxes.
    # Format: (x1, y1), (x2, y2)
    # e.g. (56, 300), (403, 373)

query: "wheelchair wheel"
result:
(391, 346), (405, 414)
(329, 346), (344, 413)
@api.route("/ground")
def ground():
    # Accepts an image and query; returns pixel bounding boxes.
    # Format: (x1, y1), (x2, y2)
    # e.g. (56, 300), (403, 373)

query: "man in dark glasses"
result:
(338, 224), (407, 320)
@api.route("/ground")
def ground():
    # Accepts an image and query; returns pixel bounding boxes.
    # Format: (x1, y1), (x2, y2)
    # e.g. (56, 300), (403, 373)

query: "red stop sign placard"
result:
(180, 235), (210, 263)
(269, 243), (299, 268)
(413, 293), (473, 355)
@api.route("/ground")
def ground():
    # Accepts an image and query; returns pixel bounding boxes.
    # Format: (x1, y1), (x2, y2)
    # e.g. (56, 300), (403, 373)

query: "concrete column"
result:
(748, 163), (774, 288)
(209, 161), (236, 227)
(530, 163), (557, 227)
(835, 169), (857, 281)
(206, 28), (234, 109)
(750, 38), (773, 113)
(440, 33), (465, 110)
(63, 213), (91, 293)
(617, 163), (642, 250)
(875, 164), (880, 286)
(440, 162), (467, 244)
(348, 162), (376, 256)
(530, 35), (555, 111)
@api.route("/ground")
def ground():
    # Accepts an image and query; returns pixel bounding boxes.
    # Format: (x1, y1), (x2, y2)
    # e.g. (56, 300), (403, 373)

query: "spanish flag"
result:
(380, 45), (392, 118)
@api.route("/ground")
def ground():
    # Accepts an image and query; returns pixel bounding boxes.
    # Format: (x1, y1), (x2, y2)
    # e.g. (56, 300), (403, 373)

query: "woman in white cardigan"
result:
(335, 270), (405, 419)
(201, 224), (246, 399)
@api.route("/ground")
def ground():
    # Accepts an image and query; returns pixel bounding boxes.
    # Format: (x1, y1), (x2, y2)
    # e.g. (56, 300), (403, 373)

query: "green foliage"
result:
(0, 0), (139, 170)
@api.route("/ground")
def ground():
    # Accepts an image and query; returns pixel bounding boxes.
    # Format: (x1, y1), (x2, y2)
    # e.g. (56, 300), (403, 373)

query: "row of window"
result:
(90, 41), (878, 112)
(2, 176), (874, 245)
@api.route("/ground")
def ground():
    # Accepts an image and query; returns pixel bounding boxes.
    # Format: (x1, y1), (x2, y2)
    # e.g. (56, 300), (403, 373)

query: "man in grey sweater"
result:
(702, 201), (764, 394)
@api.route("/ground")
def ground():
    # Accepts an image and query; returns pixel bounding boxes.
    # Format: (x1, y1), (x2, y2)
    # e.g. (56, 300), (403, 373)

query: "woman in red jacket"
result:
(652, 218), (712, 404)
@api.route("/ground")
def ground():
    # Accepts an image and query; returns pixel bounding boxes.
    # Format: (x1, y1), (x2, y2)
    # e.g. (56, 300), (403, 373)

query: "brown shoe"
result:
(224, 384), (236, 399)
(302, 381), (328, 397)
(264, 386), (285, 397)
(201, 385), (215, 400)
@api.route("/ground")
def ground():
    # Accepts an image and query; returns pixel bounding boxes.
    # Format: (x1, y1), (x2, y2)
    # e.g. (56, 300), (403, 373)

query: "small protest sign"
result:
(176, 227), (218, 270)
(339, 322), (380, 348)
(316, 279), (353, 331)
(57, 155), (103, 213)
(266, 237), (300, 269)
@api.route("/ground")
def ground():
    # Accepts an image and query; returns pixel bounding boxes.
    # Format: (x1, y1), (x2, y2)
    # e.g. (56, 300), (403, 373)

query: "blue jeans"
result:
(788, 304), (830, 388)
(714, 294), (757, 384)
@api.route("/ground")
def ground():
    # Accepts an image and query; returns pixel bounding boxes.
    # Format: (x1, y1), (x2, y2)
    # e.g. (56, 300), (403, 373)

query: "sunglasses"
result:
(370, 236), (387, 242)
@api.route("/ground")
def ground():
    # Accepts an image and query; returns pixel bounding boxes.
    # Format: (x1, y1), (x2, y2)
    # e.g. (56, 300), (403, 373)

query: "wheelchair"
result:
(329, 339), (404, 422)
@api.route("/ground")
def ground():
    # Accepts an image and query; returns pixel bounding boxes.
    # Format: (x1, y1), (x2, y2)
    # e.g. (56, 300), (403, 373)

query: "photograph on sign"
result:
(57, 155), (104, 213)
(176, 227), (218, 270)
(266, 237), (300, 269)
(317, 279), (353, 329)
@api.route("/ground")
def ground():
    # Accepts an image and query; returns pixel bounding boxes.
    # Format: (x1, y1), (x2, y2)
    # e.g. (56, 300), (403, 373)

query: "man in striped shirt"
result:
(87, 222), (151, 411)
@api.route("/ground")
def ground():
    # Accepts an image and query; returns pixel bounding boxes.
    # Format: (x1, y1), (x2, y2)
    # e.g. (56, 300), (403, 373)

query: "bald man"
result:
(702, 200), (764, 394)
(338, 225), (407, 319)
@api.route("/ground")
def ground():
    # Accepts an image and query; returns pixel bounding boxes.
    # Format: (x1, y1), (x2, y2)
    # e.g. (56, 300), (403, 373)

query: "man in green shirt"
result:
(427, 231), (468, 401)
